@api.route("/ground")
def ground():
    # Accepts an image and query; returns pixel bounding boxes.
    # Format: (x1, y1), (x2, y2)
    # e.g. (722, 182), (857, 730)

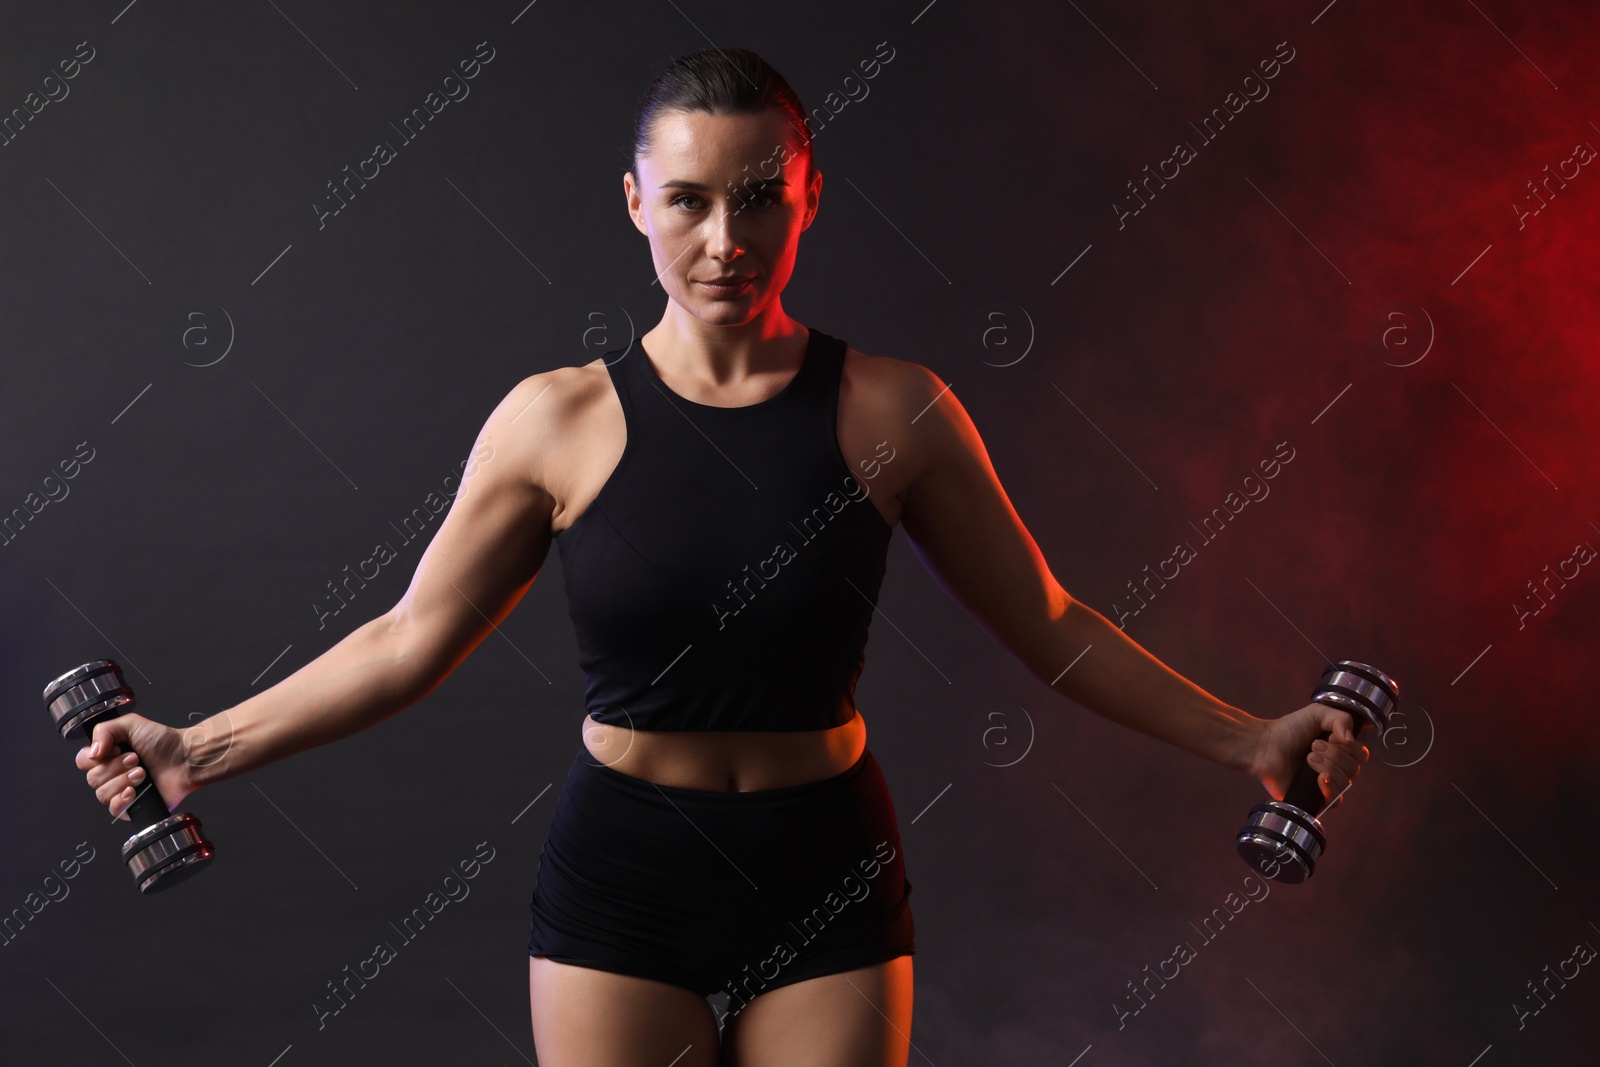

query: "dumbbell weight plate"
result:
(123, 812), (215, 894)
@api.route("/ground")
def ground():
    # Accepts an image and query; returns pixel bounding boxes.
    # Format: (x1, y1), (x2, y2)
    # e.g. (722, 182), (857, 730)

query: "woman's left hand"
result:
(1247, 702), (1371, 810)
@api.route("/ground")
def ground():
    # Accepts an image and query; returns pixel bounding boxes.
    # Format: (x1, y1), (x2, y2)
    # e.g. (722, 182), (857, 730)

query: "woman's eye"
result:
(667, 190), (777, 212)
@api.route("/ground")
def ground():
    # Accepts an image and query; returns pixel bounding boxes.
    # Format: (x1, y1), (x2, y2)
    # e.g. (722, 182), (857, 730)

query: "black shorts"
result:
(527, 744), (915, 1018)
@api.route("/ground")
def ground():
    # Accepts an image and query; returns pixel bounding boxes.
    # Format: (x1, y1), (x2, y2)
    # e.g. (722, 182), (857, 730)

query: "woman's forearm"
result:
(1040, 598), (1266, 773)
(180, 612), (434, 790)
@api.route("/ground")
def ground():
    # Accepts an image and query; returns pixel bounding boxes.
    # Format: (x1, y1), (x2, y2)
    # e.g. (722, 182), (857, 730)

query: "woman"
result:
(74, 47), (1369, 1067)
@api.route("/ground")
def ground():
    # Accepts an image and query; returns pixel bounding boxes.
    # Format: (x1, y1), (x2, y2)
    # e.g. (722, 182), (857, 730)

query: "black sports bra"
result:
(554, 326), (894, 731)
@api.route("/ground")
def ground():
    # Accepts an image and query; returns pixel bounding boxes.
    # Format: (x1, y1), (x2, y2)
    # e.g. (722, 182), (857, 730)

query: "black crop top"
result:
(553, 326), (893, 731)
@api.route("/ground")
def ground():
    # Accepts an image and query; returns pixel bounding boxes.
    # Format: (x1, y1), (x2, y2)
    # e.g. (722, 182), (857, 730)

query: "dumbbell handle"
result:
(1279, 709), (1378, 816)
(97, 734), (173, 830)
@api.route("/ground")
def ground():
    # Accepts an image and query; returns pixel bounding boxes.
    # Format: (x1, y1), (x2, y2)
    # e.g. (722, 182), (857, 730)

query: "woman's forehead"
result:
(641, 109), (805, 176)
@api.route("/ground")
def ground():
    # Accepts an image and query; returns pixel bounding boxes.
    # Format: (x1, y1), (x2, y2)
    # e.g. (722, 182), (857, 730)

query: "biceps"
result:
(386, 454), (550, 683)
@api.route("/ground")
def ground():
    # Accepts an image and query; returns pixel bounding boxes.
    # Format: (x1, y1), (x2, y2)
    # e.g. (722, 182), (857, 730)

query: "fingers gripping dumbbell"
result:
(1235, 660), (1399, 884)
(44, 659), (215, 894)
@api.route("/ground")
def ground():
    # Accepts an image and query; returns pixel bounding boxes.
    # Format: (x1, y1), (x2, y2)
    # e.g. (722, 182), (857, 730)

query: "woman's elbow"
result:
(372, 609), (451, 703)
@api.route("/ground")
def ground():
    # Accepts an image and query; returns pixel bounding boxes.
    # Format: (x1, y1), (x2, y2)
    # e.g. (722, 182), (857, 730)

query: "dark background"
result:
(3, 1), (1597, 1064)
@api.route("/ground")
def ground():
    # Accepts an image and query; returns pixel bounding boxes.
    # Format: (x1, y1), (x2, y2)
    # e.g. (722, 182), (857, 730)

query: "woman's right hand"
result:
(74, 714), (194, 820)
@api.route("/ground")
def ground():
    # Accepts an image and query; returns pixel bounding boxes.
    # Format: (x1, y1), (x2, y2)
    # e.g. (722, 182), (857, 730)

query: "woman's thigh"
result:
(529, 955), (722, 1067)
(720, 955), (914, 1067)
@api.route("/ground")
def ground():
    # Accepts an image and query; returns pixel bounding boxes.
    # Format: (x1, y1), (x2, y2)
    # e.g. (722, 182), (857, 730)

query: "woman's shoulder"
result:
(497, 354), (619, 432)
(473, 355), (627, 509)
(840, 340), (950, 421)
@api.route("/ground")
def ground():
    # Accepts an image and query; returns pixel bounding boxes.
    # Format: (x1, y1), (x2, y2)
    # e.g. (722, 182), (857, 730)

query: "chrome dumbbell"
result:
(44, 660), (215, 894)
(1235, 660), (1398, 884)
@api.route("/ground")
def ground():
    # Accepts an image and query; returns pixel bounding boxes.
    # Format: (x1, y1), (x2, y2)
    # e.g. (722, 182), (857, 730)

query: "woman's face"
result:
(625, 108), (820, 327)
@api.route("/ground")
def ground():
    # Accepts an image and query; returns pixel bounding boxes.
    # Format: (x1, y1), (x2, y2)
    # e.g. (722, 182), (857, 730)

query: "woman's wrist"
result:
(1227, 711), (1269, 777)
(178, 712), (236, 790)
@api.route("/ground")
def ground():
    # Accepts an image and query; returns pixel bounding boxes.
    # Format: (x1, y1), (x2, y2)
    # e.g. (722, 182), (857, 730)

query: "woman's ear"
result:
(802, 165), (823, 231)
(623, 171), (649, 236)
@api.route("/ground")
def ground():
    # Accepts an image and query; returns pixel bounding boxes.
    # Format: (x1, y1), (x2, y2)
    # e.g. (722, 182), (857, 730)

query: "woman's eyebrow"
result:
(658, 178), (791, 190)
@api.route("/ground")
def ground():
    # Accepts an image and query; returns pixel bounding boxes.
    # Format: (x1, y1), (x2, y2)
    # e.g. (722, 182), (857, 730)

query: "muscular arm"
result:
(175, 374), (560, 788)
(892, 364), (1265, 773)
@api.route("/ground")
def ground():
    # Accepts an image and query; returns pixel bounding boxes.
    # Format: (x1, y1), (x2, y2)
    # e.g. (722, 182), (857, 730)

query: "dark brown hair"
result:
(629, 46), (813, 179)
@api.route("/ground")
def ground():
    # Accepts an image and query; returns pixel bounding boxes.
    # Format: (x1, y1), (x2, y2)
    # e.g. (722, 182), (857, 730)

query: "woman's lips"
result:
(697, 276), (755, 296)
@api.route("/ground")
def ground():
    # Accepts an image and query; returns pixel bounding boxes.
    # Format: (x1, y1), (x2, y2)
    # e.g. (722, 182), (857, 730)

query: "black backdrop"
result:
(3, 2), (1598, 1064)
